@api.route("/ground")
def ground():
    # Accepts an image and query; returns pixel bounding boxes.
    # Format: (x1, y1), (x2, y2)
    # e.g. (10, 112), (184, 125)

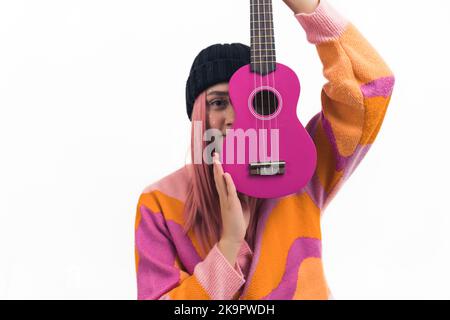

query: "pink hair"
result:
(182, 90), (265, 257)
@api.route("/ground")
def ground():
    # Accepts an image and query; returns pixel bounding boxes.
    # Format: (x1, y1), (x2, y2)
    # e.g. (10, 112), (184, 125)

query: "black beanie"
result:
(185, 43), (250, 121)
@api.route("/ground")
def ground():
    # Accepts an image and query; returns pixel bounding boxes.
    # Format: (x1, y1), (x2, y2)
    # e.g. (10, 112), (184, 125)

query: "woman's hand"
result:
(282, 0), (320, 14)
(213, 152), (250, 245)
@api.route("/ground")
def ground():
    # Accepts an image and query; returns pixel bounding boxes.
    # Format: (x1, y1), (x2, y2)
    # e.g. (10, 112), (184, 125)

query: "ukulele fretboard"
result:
(250, 0), (276, 75)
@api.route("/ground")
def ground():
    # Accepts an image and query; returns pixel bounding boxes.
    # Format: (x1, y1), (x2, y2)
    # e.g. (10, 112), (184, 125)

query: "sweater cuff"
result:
(193, 243), (245, 300)
(294, 0), (349, 44)
(239, 240), (253, 256)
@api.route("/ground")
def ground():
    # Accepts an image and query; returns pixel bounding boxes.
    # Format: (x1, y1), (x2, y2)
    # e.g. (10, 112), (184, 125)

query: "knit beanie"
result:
(185, 43), (250, 121)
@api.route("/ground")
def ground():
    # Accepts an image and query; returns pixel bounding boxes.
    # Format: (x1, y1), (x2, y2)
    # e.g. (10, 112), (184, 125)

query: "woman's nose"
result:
(225, 105), (235, 128)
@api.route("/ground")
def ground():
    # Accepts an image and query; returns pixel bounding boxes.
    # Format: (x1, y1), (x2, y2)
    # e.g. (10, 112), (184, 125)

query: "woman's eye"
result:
(210, 99), (229, 108)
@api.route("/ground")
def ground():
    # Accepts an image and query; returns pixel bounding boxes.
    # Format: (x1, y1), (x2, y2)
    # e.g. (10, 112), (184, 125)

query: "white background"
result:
(0, 0), (449, 299)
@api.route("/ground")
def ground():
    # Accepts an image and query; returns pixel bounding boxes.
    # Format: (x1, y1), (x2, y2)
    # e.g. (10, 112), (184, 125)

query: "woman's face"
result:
(206, 82), (235, 136)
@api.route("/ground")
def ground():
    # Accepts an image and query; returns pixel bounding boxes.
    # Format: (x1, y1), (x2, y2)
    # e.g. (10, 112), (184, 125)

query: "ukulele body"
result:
(221, 62), (317, 199)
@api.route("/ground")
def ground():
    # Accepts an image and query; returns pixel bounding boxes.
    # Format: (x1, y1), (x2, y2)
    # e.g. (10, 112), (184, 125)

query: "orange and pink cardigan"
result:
(134, 0), (395, 300)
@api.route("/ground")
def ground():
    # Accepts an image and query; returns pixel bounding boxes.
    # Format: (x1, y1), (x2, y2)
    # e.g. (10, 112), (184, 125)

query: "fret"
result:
(251, 41), (275, 45)
(251, 17), (273, 21)
(251, 39), (275, 43)
(251, 62), (276, 65)
(251, 47), (276, 51)
(251, 27), (274, 31)
(251, 45), (275, 49)
(252, 54), (276, 58)
(251, 55), (276, 59)
(250, 7), (273, 13)
(251, 29), (273, 33)
(253, 48), (275, 51)
(251, 39), (274, 43)
(251, 25), (273, 30)
(251, 56), (276, 60)
(251, 56), (276, 59)
(252, 54), (275, 58)
(251, 28), (274, 31)
(251, 23), (274, 27)
(250, 13), (273, 19)
(251, 46), (276, 51)
(251, 63), (276, 67)
(251, 60), (276, 63)
(251, 27), (274, 32)
(251, 28), (274, 35)
(251, 61), (276, 68)
(251, 35), (274, 39)
(250, 20), (273, 24)
(250, 28), (274, 34)
(250, 1), (272, 3)
(250, 3), (271, 8)
(251, 21), (274, 25)
(250, 12), (273, 21)
(250, 3), (273, 8)
(251, 54), (276, 58)
(251, 42), (275, 46)
(251, 60), (276, 64)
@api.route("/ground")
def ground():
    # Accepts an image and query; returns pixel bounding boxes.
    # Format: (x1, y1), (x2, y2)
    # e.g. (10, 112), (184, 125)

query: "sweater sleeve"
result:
(295, 0), (396, 211)
(135, 193), (246, 300)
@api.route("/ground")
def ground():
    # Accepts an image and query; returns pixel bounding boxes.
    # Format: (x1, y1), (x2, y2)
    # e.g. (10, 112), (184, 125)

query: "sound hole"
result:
(252, 90), (279, 116)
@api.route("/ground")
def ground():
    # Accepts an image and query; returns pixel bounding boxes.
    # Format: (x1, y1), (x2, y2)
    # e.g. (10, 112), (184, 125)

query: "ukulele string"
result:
(270, 0), (278, 163)
(257, 0), (265, 164)
(263, 0), (272, 164)
(252, 0), (258, 164)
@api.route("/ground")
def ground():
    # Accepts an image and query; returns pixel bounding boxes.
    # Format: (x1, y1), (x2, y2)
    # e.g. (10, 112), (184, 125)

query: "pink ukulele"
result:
(221, 0), (317, 198)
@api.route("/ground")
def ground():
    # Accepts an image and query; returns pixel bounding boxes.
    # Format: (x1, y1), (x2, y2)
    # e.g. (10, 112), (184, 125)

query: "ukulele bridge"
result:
(249, 161), (286, 176)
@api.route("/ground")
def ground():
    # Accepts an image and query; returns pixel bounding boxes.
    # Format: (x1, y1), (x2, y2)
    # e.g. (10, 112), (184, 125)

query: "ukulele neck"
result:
(250, 0), (277, 76)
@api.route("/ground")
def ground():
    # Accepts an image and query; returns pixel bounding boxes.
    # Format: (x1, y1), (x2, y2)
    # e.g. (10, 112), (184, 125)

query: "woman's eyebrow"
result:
(207, 91), (229, 96)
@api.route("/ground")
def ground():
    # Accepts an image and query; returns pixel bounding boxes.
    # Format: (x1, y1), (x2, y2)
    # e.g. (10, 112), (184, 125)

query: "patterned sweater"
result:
(134, 0), (395, 300)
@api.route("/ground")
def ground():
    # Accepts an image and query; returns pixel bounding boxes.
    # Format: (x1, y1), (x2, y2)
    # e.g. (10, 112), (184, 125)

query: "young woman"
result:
(135, 0), (395, 300)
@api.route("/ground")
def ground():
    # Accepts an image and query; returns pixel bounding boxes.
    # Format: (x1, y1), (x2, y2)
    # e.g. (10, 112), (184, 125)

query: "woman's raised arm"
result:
(291, 0), (396, 211)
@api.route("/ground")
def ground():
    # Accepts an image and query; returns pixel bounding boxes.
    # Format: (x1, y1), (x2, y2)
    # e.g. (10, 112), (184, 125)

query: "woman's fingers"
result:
(223, 172), (237, 199)
(213, 152), (227, 199)
(213, 152), (240, 205)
